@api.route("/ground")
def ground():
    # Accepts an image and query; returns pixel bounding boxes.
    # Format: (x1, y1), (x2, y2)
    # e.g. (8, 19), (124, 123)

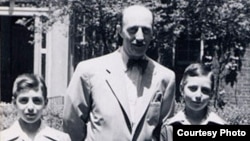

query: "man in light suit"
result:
(63, 5), (176, 141)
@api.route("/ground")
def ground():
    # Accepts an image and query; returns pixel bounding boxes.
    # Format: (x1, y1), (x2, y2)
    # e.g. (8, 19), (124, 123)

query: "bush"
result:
(1, 100), (249, 131)
(43, 103), (64, 131)
(0, 102), (18, 131)
(214, 103), (250, 125)
(0, 102), (64, 131)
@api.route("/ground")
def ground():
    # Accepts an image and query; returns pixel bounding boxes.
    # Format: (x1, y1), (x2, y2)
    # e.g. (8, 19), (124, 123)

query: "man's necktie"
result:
(127, 58), (148, 74)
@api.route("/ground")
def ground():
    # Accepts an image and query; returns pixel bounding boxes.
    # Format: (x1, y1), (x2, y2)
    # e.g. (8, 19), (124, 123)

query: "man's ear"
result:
(117, 24), (124, 38)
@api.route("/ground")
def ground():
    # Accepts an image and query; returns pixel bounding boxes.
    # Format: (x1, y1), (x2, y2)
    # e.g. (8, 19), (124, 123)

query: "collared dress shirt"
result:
(121, 51), (146, 127)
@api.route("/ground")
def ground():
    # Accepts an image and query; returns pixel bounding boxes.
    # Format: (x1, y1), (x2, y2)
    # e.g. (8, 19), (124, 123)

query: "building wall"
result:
(0, 6), (70, 101)
(46, 16), (69, 98)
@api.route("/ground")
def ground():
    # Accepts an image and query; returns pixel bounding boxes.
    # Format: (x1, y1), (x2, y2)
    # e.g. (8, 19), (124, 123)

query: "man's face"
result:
(120, 6), (153, 58)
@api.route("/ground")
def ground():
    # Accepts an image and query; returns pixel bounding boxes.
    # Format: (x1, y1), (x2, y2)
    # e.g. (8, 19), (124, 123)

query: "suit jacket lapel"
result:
(105, 72), (131, 120)
(104, 51), (132, 125)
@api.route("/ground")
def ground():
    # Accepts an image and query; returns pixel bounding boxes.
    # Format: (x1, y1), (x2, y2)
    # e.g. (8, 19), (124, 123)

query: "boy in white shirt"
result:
(0, 74), (71, 141)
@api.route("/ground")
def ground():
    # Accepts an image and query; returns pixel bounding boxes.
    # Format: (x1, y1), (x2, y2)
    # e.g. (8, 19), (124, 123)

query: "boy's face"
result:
(182, 76), (212, 112)
(14, 90), (46, 124)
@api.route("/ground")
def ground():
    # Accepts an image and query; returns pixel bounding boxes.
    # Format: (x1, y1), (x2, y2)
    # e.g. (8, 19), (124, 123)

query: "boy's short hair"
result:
(12, 73), (47, 100)
(180, 63), (214, 91)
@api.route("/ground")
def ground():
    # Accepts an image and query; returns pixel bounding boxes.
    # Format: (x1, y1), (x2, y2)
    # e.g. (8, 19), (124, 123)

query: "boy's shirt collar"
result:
(1, 120), (61, 141)
(166, 110), (227, 125)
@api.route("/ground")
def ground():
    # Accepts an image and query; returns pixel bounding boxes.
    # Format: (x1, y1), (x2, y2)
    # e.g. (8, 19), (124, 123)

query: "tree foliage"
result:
(14, 0), (250, 108)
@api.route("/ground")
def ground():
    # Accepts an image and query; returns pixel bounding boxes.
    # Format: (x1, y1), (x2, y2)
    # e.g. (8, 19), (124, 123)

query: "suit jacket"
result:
(63, 50), (176, 141)
(0, 120), (71, 141)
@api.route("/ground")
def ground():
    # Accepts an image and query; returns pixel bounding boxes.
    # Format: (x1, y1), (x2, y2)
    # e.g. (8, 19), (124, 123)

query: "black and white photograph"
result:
(0, 0), (250, 141)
